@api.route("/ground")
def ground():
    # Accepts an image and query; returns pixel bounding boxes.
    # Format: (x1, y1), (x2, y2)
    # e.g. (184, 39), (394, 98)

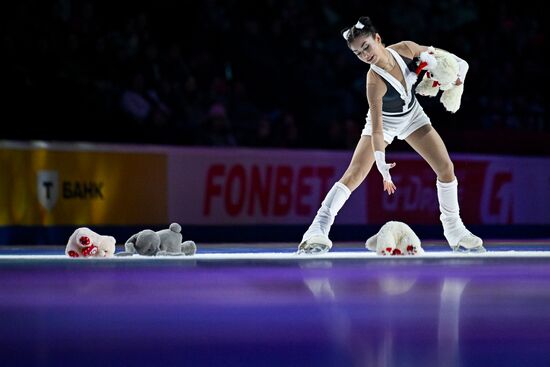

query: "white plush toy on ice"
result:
(366, 221), (424, 256)
(415, 46), (468, 113)
(65, 227), (116, 258)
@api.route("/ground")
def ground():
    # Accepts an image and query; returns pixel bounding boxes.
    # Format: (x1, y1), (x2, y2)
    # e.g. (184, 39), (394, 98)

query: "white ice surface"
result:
(2, 251), (550, 261)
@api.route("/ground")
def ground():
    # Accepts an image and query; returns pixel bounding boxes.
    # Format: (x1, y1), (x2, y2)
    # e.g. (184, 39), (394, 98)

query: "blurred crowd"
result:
(4, 0), (546, 154)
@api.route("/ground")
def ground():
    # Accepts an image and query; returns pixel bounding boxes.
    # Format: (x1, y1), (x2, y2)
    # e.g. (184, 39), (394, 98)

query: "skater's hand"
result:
(383, 175), (396, 195)
(374, 151), (396, 195)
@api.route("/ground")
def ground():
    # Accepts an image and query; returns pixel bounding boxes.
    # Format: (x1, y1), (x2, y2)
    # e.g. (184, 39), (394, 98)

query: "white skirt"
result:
(362, 100), (431, 144)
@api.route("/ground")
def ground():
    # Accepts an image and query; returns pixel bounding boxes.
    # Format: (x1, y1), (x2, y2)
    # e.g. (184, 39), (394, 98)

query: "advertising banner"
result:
(0, 146), (167, 225)
(168, 149), (550, 226)
(2, 143), (548, 230)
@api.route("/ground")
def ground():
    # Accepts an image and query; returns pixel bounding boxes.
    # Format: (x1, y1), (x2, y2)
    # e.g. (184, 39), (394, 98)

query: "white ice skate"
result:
(297, 235), (333, 254)
(451, 232), (486, 253)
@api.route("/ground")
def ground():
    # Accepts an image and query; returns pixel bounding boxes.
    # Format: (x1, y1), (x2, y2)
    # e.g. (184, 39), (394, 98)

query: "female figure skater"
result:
(299, 16), (484, 254)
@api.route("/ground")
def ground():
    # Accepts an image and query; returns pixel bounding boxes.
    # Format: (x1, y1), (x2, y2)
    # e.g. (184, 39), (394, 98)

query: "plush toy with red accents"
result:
(415, 46), (468, 113)
(65, 227), (116, 258)
(366, 221), (424, 256)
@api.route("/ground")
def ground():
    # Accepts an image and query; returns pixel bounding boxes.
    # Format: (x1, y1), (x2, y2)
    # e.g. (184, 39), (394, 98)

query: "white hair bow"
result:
(342, 29), (351, 40)
(343, 21), (364, 40)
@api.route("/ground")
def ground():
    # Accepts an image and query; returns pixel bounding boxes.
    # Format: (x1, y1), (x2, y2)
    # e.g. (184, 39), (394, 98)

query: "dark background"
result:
(3, 0), (546, 155)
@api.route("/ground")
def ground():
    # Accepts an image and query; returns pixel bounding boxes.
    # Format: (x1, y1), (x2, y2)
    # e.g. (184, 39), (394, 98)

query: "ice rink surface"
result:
(1, 241), (550, 367)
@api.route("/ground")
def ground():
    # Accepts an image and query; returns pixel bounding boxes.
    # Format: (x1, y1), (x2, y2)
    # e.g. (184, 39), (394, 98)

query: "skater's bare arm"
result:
(367, 72), (396, 195)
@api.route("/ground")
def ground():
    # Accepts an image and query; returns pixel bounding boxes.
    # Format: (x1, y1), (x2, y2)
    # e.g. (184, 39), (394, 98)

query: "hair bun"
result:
(357, 16), (372, 27)
(342, 16), (377, 43)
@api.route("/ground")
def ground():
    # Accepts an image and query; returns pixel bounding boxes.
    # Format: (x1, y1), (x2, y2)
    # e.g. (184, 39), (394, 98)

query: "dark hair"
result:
(341, 16), (377, 44)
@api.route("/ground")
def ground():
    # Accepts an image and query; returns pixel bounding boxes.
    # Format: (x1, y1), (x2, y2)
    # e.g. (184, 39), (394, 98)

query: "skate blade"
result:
(297, 236), (332, 254)
(451, 245), (487, 253)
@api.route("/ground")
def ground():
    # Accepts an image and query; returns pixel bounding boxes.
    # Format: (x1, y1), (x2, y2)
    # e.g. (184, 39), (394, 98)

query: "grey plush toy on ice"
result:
(116, 223), (196, 256)
(157, 223), (197, 256)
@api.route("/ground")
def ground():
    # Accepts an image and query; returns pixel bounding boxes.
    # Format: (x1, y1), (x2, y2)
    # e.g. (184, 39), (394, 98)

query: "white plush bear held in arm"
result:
(415, 47), (467, 113)
(366, 221), (424, 256)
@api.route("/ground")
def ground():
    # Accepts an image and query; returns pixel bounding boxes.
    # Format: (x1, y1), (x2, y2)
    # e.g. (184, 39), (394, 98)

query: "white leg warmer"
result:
(302, 182), (351, 242)
(437, 179), (468, 247)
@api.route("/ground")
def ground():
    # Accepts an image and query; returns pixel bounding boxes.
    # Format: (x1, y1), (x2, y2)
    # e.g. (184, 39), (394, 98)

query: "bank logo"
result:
(37, 170), (59, 211)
